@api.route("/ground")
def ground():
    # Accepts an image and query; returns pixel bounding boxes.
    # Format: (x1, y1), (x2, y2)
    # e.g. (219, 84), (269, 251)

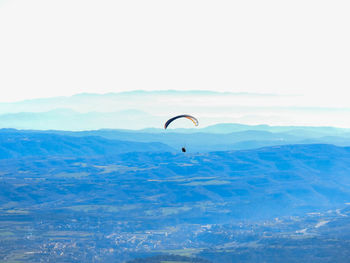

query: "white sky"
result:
(0, 0), (350, 104)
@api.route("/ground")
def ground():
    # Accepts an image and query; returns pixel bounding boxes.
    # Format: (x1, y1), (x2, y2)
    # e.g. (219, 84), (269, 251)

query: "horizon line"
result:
(0, 89), (287, 104)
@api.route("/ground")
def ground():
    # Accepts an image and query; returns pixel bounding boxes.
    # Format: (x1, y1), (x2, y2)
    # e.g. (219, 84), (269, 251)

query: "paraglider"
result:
(164, 114), (198, 152)
(164, 114), (199, 129)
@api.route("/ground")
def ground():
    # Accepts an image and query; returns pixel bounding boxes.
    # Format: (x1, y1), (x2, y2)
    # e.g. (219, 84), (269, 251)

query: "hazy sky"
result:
(0, 0), (349, 104)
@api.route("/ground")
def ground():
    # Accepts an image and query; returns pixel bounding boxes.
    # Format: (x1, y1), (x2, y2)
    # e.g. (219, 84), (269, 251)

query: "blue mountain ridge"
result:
(0, 131), (173, 159)
(2, 131), (350, 262)
(4, 127), (350, 152)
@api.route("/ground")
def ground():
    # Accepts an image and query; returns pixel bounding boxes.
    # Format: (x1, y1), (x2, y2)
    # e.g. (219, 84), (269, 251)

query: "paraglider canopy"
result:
(164, 114), (198, 153)
(164, 114), (199, 129)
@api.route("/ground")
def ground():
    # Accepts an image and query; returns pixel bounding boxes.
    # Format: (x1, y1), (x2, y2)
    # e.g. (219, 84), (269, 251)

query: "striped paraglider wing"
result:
(164, 114), (199, 129)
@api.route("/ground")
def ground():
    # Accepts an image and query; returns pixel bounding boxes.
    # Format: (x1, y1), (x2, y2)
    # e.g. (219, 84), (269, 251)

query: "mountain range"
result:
(2, 127), (350, 262)
(0, 130), (172, 159)
(1, 90), (350, 129)
(3, 126), (350, 153)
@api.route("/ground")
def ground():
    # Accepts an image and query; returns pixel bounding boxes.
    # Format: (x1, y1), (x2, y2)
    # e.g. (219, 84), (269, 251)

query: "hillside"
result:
(1, 138), (350, 262)
(0, 130), (173, 159)
(4, 128), (350, 152)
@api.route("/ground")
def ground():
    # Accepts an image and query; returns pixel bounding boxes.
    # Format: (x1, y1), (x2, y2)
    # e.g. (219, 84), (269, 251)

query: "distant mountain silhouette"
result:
(0, 109), (161, 130)
(0, 90), (274, 114)
(200, 123), (350, 136)
(1, 90), (348, 129)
